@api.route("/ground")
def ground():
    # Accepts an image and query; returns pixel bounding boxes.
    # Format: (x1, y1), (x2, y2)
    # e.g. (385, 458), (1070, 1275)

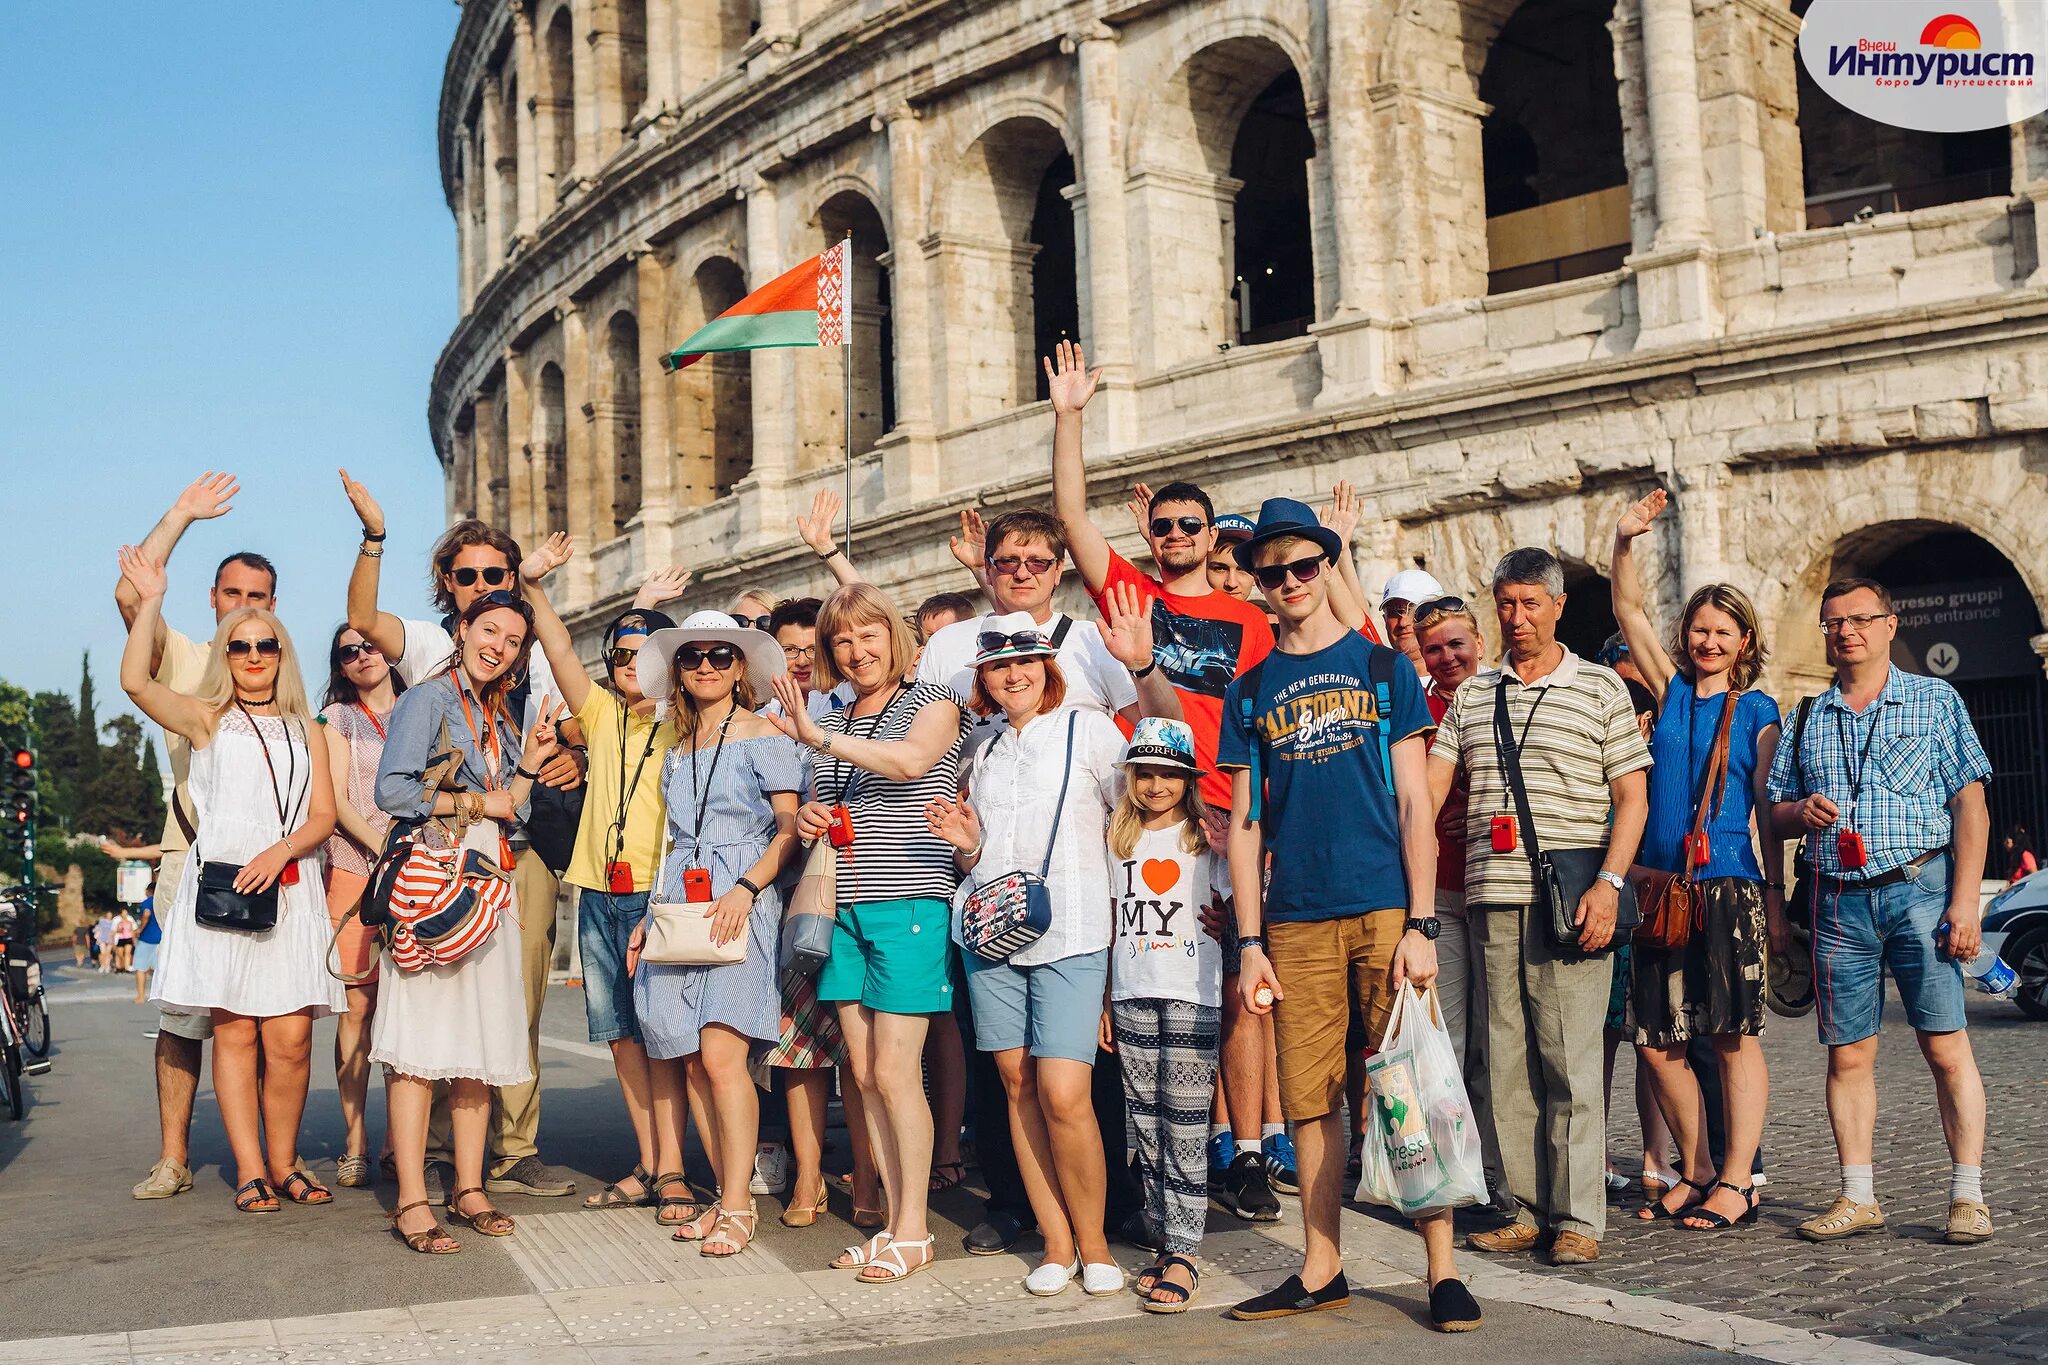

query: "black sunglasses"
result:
(450, 565), (512, 588)
(1150, 516), (1208, 539)
(606, 645), (642, 669)
(675, 644), (740, 671)
(1411, 595), (1470, 621)
(336, 641), (381, 663)
(472, 589), (527, 613)
(226, 638), (282, 659)
(1251, 555), (1328, 591)
(977, 630), (1048, 655)
(734, 614), (773, 631)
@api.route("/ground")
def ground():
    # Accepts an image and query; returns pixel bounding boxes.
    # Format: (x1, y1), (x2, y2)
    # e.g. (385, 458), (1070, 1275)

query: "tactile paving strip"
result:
(501, 1211), (788, 1292)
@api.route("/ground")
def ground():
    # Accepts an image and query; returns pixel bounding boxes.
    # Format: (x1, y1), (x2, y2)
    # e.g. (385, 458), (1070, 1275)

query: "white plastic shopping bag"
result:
(1353, 983), (1488, 1216)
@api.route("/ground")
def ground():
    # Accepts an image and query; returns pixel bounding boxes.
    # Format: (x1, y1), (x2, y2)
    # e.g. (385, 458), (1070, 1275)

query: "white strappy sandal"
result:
(857, 1234), (935, 1283)
(831, 1229), (893, 1270)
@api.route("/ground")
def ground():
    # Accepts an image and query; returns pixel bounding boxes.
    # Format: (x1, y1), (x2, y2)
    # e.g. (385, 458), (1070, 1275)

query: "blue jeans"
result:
(1813, 853), (1965, 1046)
(578, 888), (647, 1044)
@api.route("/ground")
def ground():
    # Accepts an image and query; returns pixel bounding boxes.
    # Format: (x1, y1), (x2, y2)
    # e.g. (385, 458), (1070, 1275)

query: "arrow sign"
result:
(1926, 642), (1961, 677)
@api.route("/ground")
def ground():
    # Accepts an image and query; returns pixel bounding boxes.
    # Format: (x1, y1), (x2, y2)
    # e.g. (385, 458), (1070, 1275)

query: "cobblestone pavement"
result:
(1459, 990), (2045, 1363)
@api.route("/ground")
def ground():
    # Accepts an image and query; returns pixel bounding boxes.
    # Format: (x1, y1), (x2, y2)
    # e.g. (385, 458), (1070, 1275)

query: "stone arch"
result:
(1786, 0), (2010, 227)
(451, 401), (478, 522)
(1127, 34), (1317, 366)
(928, 111), (1078, 421)
(804, 189), (896, 464)
(1477, 0), (1631, 294)
(1128, 8), (1322, 177)
(603, 309), (641, 535)
(540, 3), (578, 198)
(534, 360), (570, 540)
(673, 255), (753, 501)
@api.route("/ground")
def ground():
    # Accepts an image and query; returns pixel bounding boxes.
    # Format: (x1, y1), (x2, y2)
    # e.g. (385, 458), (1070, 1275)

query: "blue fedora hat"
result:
(1232, 496), (1343, 570)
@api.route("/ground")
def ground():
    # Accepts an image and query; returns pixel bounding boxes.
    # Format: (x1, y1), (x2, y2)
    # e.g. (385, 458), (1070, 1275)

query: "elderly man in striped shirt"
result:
(1429, 547), (1651, 1267)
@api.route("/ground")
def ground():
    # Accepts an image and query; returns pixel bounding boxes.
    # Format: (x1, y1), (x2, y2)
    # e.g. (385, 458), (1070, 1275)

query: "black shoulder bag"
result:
(196, 708), (308, 934)
(1781, 696), (1818, 931)
(1492, 675), (1638, 958)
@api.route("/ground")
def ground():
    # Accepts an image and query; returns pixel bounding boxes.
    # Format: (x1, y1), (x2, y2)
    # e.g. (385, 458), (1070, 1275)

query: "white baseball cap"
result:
(1380, 568), (1448, 610)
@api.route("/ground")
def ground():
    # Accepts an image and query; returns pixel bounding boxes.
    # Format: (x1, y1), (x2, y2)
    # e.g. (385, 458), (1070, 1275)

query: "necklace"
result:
(240, 693), (276, 705)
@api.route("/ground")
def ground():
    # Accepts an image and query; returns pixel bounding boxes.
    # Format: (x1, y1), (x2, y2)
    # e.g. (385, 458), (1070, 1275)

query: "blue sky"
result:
(0, 3), (461, 734)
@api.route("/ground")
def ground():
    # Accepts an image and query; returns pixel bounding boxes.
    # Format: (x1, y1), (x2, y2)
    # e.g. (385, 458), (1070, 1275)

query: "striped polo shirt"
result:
(1431, 648), (1653, 906)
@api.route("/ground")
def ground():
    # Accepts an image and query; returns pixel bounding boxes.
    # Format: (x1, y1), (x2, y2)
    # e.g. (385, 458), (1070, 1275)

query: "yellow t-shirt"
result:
(155, 624), (212, 852)
(563, 689), (679, 893)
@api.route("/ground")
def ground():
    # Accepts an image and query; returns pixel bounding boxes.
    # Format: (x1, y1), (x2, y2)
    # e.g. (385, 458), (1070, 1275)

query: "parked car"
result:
(1985, 869), (2048, 1020)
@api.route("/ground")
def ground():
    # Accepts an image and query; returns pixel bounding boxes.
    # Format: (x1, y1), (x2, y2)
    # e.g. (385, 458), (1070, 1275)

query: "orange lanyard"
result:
(452, 669), (503, 790)
(356, 701), (387, 741)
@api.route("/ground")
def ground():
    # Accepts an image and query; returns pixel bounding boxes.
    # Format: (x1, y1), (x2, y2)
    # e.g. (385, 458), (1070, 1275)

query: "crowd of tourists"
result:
(113, 341), (1998, 1330)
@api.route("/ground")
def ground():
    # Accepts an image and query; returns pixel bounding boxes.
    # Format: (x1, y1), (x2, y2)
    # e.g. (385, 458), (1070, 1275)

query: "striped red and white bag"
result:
(381, 838), (511, 972)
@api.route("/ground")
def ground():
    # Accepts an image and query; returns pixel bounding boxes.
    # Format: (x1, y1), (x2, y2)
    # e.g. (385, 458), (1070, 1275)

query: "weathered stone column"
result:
(643, 0), (677, 116)
(2011, 114), (2048, 285)
(503, 348), (533, 548)
(1673, 462), (1734, 604)
(1071, 25), (1135, 451)
(1624, 0), (1721, 346)
(877, 107), (941, 504)
(589, 6), (627, 160)
(1320, 0), (1378, 318)
(1692, 0), (1805, 246)
(744, 174), (797, 489)
(454, 168), (474, 316)
(561, 305), (600, 603)
(480, 73), (507, 269)
(633, 247), (678, 566)
(511, 8), (540, 240)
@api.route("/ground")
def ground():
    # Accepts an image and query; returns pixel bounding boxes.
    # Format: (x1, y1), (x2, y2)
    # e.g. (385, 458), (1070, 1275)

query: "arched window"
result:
(536, 361), (568, 538)
(619, 0), (648, 126)
(1030, 152), (1078, 398)
(543, 7), (576, 197)
(605, 311), (641, 535)
(813, 192), (896, 460)
(451, 404), (477, 521)
(1789, 0), (2010, 226)
(499, 71), (520, 238)
(1479, 0), (1629, 293)
(488, 385), (509, 532)
(1230, 70), (1314, 345)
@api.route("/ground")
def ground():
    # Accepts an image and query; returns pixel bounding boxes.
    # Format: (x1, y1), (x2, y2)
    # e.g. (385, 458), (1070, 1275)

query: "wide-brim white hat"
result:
(970, 609), (1058, 667)
(641, 611), (786, 713)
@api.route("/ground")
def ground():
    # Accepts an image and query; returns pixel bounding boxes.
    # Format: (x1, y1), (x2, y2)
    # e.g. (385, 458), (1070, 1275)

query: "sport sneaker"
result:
(485, 1155), (576, 1197)
(1213, 1150), (1281, 1222)
(1207, 1131), (1237, 1189)
(750, 1142), (790, 1196)
(1263, 1132), (1299, 1195)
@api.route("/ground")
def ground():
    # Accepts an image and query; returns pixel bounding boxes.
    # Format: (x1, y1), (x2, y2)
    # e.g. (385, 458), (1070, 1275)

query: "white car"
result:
(1984, 869), (2048, 1019)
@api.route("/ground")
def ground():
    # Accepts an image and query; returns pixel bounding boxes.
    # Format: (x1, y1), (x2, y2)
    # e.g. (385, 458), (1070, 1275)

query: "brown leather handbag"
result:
(1629, 685), (1739, 953)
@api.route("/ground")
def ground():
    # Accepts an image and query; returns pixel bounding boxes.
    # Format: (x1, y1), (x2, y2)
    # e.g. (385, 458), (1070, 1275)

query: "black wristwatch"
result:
(735, 876), (762, 900)
(1404, 916), (1441, 941)
(1236, 934), (1266, 952)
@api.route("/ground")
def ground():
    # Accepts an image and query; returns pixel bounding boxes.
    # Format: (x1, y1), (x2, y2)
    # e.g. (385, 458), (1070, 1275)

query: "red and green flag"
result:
(661, 238), (848, 372)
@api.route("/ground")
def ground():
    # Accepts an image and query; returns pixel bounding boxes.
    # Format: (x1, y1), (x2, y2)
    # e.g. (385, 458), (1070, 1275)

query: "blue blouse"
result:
(375, 673), (530, 824)
(1640, 679), (1779, 879)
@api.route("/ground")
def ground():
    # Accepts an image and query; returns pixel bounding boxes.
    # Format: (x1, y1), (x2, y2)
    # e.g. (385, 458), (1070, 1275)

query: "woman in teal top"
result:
(1613, 489), (1786, 1235)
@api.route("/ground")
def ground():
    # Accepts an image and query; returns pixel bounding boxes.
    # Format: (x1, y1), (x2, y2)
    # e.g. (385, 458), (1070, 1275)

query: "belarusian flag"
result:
(661, 238), (848, 372)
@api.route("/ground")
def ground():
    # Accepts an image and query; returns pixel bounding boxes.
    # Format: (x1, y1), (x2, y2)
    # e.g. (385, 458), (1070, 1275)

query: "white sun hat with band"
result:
(640, 610), (786, 714)
(970, 610), (1058, 667)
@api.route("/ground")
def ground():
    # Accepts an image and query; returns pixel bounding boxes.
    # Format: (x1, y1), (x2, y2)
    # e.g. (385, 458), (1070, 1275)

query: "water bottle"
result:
(1963, 946), (2016, 997)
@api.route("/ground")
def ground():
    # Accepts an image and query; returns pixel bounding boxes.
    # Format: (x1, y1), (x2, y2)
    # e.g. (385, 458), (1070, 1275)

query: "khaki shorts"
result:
(1267, 908), (1405, 1122)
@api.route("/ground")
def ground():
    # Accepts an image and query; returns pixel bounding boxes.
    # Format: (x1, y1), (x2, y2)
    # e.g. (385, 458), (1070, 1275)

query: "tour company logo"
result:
(1798, 1), (2048, 133)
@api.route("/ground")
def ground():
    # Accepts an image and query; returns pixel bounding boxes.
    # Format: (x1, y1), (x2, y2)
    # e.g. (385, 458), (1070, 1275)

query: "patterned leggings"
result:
(1112, 998), (1221, 1257)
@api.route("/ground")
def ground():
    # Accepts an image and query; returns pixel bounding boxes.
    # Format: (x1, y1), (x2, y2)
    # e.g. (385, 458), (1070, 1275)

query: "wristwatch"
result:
(1404, 916), (1441, 940)
(1595, 870), (1627, 891)
(1236, 934), (1266, 953)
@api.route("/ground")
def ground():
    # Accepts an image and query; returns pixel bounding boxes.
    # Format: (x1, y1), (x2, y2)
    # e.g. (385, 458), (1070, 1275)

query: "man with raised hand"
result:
(113, 471), (277, 1200)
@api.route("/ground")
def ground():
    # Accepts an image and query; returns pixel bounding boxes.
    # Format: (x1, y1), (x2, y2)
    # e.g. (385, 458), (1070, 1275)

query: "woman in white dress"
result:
(117, 546), (344, 1215)
(372, 590), (560, 1254)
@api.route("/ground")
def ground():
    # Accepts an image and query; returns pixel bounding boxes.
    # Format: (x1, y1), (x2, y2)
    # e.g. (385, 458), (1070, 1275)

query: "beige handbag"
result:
(640, 817), (747, 967)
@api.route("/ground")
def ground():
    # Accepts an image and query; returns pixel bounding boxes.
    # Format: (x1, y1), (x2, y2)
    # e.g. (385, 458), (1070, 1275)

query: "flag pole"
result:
(841, 230), (855, 552)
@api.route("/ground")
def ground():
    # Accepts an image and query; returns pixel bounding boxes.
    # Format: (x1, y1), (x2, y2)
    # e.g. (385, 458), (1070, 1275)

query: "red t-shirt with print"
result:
(1091, 550), (1275, 809)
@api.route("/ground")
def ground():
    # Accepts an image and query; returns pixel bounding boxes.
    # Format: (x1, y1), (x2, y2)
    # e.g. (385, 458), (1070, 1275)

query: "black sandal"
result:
(1680, 1181), (1759, 1231)
(927, 1161), (968, 1194)
(277, 1170), (333, 1206)
(1141, 1255), (1201, 1314)
(1637, 1177), (1710, 1220)
(652, 1171), (701, 1228)
(451, 1186), (515, 1237)
(583, 1162), (655, 1210)
(234, 1177), (279, 1214)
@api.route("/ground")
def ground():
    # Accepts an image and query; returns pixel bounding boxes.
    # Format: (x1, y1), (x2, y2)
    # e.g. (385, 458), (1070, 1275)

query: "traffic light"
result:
(5, 750), (33, 870)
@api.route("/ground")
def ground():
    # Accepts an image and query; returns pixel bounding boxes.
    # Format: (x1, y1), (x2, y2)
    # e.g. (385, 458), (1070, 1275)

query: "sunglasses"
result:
(735, 614), (773, 631)
(1150, 516), (1208, 539)
(989, 555), (1058, 577)
(1251, 555), (1328, 591)
(336, 641), (382, 663)
(226, 638), (282, 659)
(977, 630), (1048, 656)
(606, 646), (642, 669)
(472, 589), (525, 612)
(675, 644), (740, 671)
(450, 565), (512, 588)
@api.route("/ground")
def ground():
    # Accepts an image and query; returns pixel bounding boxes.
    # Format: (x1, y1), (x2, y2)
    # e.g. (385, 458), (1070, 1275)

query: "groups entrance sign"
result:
(1890, 578), (2040, 682)
(1798, 1), (2048, 133)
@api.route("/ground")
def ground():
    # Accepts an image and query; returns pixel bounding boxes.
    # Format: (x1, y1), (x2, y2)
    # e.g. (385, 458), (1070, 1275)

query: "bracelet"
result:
(961, 842), (983, 862)
(515, 765), (540, 781)
(1132, 661), (1158, 679)
(735, 876), (761, 899)
(360, 529), (387, 542)
(358, 544), (384, 559)
(815, 732), (835, 753)
(1766, 881), (1785, 891)
(816, 546), (838, 561)
(281, 835), (296, 856)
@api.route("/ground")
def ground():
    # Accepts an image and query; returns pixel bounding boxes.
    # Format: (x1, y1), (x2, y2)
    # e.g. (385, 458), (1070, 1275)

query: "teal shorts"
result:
(816, 898), (955, 1015)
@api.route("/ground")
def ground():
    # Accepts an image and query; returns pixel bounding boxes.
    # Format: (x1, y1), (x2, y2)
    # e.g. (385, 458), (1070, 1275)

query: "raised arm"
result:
(795, 487), (864, 586)
(340, 468), (410, 662)
(764, 677), (962, 781)
(1320, 480), (1369, 632)
(517, 532), (593, 714)
(1045, 340), (1112, 592)
(1611, 488), (1678, 701)
(947, 507), (993, 602)
(633, 565), (694, 611)
(116, 547), (214, 747)
(1099, 579), (1184, 724)
(115, 471), (240, 671)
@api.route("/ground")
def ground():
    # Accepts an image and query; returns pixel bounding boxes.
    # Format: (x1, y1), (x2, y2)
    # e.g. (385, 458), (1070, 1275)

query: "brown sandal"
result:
(450, 1186), (515, 1237)
(391, 1199), (460, 1254)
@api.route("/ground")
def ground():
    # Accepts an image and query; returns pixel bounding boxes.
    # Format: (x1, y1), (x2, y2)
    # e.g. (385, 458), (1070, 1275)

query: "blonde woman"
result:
(118, 546), (343, 1214)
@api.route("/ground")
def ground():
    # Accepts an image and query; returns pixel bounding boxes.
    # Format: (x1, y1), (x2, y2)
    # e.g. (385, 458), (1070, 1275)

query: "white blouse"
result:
(955, 705), (1126, 967)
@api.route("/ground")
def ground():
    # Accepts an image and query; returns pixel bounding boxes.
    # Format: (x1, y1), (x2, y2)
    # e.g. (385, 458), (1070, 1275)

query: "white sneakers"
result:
(1023, 1259), (1125, 1297)
(749, 1142), (789, 1196)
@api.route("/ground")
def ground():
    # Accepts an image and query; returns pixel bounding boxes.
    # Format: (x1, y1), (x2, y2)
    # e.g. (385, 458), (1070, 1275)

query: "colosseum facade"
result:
(430, 0), (2048, 847)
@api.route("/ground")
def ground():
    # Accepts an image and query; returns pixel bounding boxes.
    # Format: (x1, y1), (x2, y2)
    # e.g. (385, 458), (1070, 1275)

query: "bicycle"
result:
(0, 887), (54, 1119)
(1, 886), (50, 1057)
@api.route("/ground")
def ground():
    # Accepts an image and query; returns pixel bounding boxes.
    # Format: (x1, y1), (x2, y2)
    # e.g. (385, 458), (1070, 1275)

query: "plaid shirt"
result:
(1766, 668), (1991, 880)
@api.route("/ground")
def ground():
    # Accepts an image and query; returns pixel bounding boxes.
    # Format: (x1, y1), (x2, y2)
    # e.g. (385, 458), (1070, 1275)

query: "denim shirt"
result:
(375, 672), (530, 825)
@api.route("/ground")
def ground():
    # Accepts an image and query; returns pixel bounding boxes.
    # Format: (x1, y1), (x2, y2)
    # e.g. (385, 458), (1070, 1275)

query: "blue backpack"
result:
(1238, 642), (1400, 822)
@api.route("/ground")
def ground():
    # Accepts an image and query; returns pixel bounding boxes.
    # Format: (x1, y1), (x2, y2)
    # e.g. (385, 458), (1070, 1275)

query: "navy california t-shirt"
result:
(1218, 633), (1434, 923)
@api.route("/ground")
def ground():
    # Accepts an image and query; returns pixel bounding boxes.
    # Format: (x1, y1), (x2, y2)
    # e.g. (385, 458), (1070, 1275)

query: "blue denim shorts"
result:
(578, 888), (646, 1044)
(1812, 853), (1966, 1046)
(964, 949), (1109, 1064)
